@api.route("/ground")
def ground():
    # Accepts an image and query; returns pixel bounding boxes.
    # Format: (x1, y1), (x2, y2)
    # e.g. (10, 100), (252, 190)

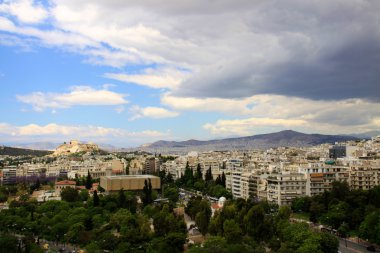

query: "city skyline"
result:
(1, 0), (380, 147)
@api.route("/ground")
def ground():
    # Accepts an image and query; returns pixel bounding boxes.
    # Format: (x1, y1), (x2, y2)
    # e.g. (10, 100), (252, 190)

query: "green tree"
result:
(79, 189), (89, 201)
(359, 210), (380, 244)
(292, 196), (311, 213)
(60, 187), (79, 202)
(0, 232), (18, 253)
(205, 166), (213, 181)
(196, 210), (209, 236)
(143, 179), (153, 206)
(195, 163), (202, 180)
(319, 232), (339, 253)
(221, 172), (226, 188)
(164, 187), (179, 204)
(184, 162), (194, 186)
(223, 219), (242, 243)
(202, 236), (228, 253)
(118, 188), (126, 208)
(93, 190), (100, 207)
(244, 204), (265, 240)
(85, 170), (92, 190)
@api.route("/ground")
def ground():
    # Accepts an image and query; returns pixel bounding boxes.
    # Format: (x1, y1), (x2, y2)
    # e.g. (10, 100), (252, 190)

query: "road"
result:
(339, 238), (377, 253)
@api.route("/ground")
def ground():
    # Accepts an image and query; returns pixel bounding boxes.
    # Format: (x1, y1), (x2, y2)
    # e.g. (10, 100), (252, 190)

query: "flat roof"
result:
(102, 175), (160, 179)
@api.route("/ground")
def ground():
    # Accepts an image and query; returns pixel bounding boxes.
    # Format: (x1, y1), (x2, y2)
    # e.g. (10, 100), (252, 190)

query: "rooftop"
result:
(103, 175), (160, 179)
(55, 180), (76, 185)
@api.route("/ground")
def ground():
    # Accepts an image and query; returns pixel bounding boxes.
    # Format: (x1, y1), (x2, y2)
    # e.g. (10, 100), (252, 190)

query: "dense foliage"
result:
(0, 190), (187, 253)
(291, 182), (380, 244)
(175, 163), (231, 199)
(188, 199), (339, 253)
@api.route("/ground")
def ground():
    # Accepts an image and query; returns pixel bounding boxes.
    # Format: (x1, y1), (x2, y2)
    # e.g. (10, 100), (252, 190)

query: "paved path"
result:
(339, 238), (377, 253)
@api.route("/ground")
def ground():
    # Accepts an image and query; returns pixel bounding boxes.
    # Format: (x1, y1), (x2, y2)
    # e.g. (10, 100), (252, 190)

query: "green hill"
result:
(0, 146), (53, 156)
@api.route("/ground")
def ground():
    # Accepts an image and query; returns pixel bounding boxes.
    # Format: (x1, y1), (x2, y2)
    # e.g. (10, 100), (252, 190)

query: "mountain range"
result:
(138, 130), (362, 153)
(2, 130), (376, 154)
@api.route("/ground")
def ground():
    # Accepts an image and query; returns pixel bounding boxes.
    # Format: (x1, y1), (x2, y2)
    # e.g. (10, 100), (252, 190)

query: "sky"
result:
(0, 0), (379, 147)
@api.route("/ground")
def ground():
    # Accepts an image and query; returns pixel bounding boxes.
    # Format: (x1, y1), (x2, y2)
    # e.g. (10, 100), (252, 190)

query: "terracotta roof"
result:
(211, 203), (221, 209)
(55, 180), (76, 186)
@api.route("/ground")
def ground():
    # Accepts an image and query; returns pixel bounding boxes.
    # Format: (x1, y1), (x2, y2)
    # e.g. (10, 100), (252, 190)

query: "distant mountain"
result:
(11, 142), (59, 151)
(0, 146), (53, 156)
(139, 130), (360, 153)
(347, 131), (380, 139)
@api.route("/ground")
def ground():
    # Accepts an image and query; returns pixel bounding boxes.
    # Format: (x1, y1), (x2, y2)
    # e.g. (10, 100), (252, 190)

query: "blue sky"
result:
(0, 0), (379, 147)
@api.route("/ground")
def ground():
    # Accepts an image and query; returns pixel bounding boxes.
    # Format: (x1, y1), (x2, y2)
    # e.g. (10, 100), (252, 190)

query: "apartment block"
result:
(267, 173), (306, 206)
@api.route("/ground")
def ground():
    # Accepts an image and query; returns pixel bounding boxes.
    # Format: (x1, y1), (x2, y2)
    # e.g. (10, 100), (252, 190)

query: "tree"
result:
(93, 190), (100, 207)
(60, 187), (79, 202)
(164, 187), (179, 204)
(223, 219), (242, 243)
(201, 236), (228, 253)
(205, 166), (213, 181)
(244, 204), (265, 240)
(85, 170), (92, 190)
(0, 232), (18, 253)
(184, 162), (194, 186)
(359, 210), (380, 244)
(221, 172), (226, 188)
(196, 211), (209, 236)
(35, 178), (40, 190)
(319, 232), (339, 253)
(195, 200), (212, 236)
(291, 196), (311, 213)
(165, 232), (187, 252)
(143, 179), (153, 206)
(196, 163), (202, 180)
(79, 189), (89, 201)
(215, 175), (222, 186)
(118, 188), (126, 208)
(166, 172), (174, 184)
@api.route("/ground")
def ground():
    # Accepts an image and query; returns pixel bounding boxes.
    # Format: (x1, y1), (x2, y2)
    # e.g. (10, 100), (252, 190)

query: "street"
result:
(339, 238), (377, 253)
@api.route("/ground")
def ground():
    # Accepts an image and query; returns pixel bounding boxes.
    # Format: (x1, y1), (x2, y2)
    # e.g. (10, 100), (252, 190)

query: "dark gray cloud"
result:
(3, 0), (379, 101)
(171, 0), (380, 101)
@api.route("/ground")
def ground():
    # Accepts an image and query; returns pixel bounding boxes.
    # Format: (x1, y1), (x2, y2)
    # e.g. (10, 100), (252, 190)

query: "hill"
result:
(140, 130), (359, 153)
(0, 146), (53, 156)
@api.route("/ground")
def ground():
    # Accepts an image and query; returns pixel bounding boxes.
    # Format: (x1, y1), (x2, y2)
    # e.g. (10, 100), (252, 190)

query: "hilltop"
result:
(0, 146), (53, 156)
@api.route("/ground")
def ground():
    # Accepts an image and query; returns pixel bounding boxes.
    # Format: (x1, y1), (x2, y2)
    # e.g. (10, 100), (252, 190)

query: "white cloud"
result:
(1, 0), (379, 100)
(204, 117), (307, 136)
(0, 0), (48, 24)
(129, 105), (179, 120)
(16, 86), (128, 111)
(0, 122), (170, 146)
(104, 68), (188, 90)
(162, 93), (380, 125)
(162, 93), (380, 136)
(203, 115), (380, 137)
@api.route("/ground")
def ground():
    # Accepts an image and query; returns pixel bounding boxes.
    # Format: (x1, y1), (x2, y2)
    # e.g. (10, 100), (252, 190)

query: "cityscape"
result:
(1, 0), (380, 253)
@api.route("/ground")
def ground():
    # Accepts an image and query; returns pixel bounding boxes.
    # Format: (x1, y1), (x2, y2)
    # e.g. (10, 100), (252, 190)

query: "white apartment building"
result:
(1, 166), (17, 185)
(300, 163), (349, 196)
(349, 161), (380, 190)
(267, 173), (306, 206)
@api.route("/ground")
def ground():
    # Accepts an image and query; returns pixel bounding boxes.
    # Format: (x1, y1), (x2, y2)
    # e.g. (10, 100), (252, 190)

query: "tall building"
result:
(267, 173), (306, 206)
(329, 145), (346, 159)
(1, 166), (17, 185)
(349, 162), (380, 190)
(301, 163), (349, 196)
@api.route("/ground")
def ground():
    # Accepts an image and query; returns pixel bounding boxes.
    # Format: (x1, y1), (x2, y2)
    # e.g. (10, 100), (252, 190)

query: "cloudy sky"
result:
(0, 0), (379, 147)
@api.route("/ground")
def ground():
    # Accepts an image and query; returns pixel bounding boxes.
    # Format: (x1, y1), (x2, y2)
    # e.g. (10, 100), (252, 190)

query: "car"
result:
(366, 245), (376, 252)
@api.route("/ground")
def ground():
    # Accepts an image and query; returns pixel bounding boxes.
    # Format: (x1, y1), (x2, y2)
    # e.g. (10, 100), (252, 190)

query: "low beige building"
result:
(55, 180), (76, 195)
(100, 175), (161, 192)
